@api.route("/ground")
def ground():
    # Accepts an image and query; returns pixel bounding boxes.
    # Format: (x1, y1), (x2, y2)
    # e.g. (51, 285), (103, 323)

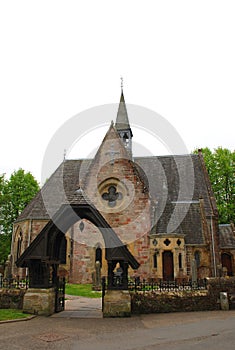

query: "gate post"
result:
(101, 276), (106, 312)
(103, 260), (131, 317)
(22, 259), (56, 316)
(23, 288), (56, 316)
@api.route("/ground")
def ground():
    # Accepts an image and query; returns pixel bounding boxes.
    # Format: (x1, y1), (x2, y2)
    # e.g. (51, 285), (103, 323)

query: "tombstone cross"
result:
(191, 258), (197, 287)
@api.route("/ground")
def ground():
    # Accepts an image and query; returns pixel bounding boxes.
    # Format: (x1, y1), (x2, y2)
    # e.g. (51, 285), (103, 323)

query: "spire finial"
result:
(63, 149), (67, 161)
(120, 76), (123, 90)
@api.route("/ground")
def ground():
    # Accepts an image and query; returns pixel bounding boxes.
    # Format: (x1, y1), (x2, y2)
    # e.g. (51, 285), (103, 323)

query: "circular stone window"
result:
(98, 178), (130, 212)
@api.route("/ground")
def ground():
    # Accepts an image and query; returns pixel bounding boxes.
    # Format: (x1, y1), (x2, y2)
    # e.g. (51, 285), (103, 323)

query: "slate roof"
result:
(219, 224), (235, 249)
(135, 154), (214, 216)
(154, 201), (204, 244)
(15, 159), (92, 222)
(16, 153), (214, 247)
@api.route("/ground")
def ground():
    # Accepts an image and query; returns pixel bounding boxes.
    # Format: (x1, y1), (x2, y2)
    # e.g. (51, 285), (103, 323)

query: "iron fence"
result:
(0, 275), (29, 289)
(128, 278), (208, 292)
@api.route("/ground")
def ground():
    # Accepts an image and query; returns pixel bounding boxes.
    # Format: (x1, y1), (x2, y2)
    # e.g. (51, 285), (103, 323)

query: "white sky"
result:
(0, 1), (234, 184)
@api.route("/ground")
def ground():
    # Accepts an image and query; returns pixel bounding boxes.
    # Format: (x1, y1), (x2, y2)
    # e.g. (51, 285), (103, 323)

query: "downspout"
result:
(28, 219), (32, 248)
(10, 224), (16, 276)
(210, 216), (217, 277)
(26, 219), (32, 278)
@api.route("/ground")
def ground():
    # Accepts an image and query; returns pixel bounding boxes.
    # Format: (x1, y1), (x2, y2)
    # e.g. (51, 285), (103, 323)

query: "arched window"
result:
(194, 251), (200, 267)
(153, 252), (157, 268)
(178, 253), (182, 269)
(221, 253), (233, 276)
(17, 232), (22, 260)
(95, 247), (102, 268)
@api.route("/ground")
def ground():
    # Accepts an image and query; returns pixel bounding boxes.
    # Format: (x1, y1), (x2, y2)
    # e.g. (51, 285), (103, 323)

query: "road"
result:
(0, 310), (235, 349)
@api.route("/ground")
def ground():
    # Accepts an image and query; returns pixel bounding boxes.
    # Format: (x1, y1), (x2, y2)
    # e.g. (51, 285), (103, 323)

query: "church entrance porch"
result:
(162, 251), (174, 281)
(16, 202), (139, 316)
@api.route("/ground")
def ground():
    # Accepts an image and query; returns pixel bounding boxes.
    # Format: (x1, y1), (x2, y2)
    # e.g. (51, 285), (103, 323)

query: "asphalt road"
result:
(1, 310), (235, 350)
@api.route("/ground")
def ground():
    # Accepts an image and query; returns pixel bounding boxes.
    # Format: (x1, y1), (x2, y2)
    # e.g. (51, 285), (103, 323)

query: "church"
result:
(10, 90), (235, 283)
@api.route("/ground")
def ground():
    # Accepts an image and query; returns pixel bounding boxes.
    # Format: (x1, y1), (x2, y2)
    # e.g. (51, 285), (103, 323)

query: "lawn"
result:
(65, 284), (102, 298)
(0, 309), (29, 322)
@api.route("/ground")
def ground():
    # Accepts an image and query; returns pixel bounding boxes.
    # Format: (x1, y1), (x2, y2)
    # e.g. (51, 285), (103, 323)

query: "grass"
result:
(65, 284), (102, 298)
(0, 309), (29, 322)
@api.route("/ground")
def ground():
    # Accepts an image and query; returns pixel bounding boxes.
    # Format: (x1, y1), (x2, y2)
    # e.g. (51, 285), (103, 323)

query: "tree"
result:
(0, 169), (39, 264)
(0, 174), (6, 234)
(0, 175), (9, 265)
(195, 147), (235, 224)
(0, 234), (11, 265)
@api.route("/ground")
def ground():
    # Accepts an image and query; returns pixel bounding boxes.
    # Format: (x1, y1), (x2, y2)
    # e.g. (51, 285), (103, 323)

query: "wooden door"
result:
(221, 253), (233, 276)
(162, 251), (174, 281)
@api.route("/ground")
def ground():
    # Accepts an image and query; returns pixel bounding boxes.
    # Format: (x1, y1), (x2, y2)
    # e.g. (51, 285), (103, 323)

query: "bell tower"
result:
(115, 86), (133, 158)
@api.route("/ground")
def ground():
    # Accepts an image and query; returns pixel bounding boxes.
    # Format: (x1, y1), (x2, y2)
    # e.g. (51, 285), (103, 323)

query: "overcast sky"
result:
(0, 1), (234, 184)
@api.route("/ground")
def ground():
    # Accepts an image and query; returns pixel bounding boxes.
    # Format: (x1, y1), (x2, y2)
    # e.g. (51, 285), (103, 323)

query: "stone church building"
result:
(10, 91), (235, 283)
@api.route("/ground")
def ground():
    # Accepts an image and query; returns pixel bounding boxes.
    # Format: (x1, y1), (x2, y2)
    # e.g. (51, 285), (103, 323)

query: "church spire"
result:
(115, 81), (133, 157)
(116, 84), (131, 132)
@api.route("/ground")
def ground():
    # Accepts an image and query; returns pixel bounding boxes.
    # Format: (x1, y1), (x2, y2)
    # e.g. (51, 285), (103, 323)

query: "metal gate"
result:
(55, 277), (65, 312)
(101, 276), (106, 312)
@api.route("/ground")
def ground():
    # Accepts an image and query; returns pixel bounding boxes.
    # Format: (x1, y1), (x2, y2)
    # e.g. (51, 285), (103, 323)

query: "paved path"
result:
(1, 310), (235, 349)
(51, 295), (102, 319)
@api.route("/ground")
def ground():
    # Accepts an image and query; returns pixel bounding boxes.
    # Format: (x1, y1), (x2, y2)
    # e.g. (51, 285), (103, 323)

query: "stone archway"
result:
(16, 201), (139, 316)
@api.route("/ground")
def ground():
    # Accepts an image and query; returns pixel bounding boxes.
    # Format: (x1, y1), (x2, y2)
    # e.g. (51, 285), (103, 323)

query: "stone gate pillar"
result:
(103, 260), (131, 317)
(22, 259), (56, 316)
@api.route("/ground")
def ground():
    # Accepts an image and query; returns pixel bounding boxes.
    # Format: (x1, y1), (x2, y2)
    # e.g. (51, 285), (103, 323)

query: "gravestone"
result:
(222, 266), (228, 277)
(217, 264), (223, 277)
(220, 292), (229, 311)
(92, 261), (101, 291)
(4, 255), (12, 279)
(191, 259), (197, 287)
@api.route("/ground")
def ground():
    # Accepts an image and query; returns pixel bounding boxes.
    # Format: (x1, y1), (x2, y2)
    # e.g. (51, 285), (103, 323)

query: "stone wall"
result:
(207, 277), (235, 305)
(131, 278), (235, 314)
(0, 289), (25, 309)
(131, 291), (217, 314)
(12, 219), (49, 277)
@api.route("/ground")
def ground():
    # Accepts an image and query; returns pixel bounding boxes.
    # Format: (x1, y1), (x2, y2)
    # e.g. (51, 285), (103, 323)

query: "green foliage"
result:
(65, 284), (101, 298)
(2, 169), (40, 235)
(194, 147), (235, 224)
(0, 169), (39, 264)
(0, 234), (11, 265)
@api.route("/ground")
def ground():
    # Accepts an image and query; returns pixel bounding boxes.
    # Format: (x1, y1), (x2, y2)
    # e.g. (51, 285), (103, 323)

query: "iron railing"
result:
(0, 276), (29, 289)
(128, 278), (208, 292)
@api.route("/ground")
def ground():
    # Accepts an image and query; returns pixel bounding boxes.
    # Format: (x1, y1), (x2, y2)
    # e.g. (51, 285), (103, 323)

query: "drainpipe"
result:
(211, 216), (217, 277)
(28, 219), (32, 247)
(26, 219), (32, 278)
(10, 224), (16, 276)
